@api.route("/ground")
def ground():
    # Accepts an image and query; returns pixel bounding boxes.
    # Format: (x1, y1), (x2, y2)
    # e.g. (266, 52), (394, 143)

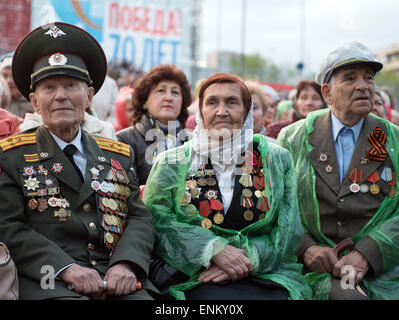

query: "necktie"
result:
(339, 127), (355, 184)
(63, 144), (84, 182)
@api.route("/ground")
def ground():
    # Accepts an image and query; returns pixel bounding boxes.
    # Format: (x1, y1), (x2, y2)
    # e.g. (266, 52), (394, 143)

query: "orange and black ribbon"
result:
(368, 127), (387, 161)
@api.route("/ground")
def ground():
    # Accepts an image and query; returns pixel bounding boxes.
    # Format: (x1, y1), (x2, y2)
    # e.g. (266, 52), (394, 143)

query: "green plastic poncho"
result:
(143, 134), (312, 300)
(277, 109), (399, 300)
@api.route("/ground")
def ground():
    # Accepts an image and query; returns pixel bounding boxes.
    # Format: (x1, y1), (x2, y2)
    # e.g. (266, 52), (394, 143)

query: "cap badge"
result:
(48, 53), (67, 66)
(44, 26), (66, 39)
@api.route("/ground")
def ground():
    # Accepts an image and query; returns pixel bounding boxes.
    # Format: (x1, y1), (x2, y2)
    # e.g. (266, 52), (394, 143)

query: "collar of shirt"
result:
(331, 110), (364, 143)
(49, 126), (85, 157)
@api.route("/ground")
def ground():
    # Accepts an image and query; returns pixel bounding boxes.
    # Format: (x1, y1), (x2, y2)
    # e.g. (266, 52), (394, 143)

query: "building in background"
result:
(375, 45), (399, 73)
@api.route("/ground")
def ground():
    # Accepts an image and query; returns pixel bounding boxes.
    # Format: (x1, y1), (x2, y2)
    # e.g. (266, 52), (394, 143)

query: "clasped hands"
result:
(198, 245), (253, 284)
(304, 245), (369, 284)
(60, 262), (139, 300)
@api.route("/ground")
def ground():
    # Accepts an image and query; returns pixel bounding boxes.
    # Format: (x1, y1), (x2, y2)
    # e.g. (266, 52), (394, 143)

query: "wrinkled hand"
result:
(303, 245), (338, 274)
(60, 264), (105, 297)
(101, 263), (139, 299)
(333, 250), (369, 284)
(198, 264), (231, 283)
(211, 245), (253, 281)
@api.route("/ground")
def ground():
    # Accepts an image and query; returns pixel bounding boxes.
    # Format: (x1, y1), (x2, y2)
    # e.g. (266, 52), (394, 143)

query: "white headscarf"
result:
(189, 103), (254, 174)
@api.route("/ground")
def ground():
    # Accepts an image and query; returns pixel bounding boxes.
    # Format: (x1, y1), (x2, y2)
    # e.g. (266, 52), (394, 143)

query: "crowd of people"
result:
(0, 22), (398, 301)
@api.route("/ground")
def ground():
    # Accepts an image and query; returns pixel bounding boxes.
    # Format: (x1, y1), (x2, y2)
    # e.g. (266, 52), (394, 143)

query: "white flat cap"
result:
(315, 41), (383, 85)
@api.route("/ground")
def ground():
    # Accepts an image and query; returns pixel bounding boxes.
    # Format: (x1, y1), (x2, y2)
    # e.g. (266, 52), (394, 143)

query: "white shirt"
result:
(212, 162), (235, 214)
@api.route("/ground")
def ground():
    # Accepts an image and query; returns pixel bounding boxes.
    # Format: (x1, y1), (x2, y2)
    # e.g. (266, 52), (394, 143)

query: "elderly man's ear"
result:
(29, 92), (41, 114)
(321, 84), (333, 106)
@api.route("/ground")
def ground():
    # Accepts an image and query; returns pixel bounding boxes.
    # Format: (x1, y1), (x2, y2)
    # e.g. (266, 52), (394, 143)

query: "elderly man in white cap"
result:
(277, 41), (399, 300)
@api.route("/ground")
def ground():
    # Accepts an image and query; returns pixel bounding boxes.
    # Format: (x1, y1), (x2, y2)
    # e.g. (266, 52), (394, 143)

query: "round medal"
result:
(48, 196), (59, 207)
(349, 183), (360, 193)
(206, 177), (217, 186)
(91, 180), (101, 191)
(201, 218), (212, 229)
(242, 189), (253, 198)
(197, 178), (207, 187)
(182, 191), (191, 205)
(254, 190), (262, 198)
(359, 184), (369, 193)
(186, 180), (197, 189)
(213, 212), (224, 225)
(319, 153), (328, 162)
(370, 184), (380, 195)
(105, 232), (114, 244)
(102, 197), (110, 208)
(243, 209), (254, 221)
(108, 199), (118, 211)
(104, 214), (114, 226)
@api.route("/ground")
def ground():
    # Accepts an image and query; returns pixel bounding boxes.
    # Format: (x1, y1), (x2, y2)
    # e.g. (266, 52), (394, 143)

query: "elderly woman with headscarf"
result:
(143, 73), (311, 300)
(266, 80), (326, 139)
(116, 64), (192, 185)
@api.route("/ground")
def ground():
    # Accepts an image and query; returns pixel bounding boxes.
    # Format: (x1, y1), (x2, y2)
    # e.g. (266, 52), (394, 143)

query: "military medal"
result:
(201, 218), (212, 229)
(54, 208), (71, 222)
(210, 199), (223, 211)
(190, 187), (201, 199)
(367, 171), (380, 195)
(254, 190), (263, 198)
(186, 180), (197, 189)
(37, 198), (48, 212)
(23, 166), (36, 177)
(48, 196), (59, 207)
(52, 163), (63, 174)
(24, 177), (40, 191)
(197, 177), (207, 187)
(243, 209), (254, 221)
(359, 184), (369, 193)
(381, 167), (393, 183)
(199, 201), (211, 217)
(348, 168), (362, 194)
(28, 198), (38, 210)
(213, 212), (224, 224)
(256, 196), (269, 212)
(204, 190), (218, 200)
(324, 164), (333, 173)
(318, 153), (328, 163)
(242, 188), (253, 198)
(91, 180), (100, 191)
(239, 173), (252, 188)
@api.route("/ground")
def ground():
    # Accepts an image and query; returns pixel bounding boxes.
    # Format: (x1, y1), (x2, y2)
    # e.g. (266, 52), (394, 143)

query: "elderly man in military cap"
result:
(0, 22), (158, 300)
(277, 41), (399, 300)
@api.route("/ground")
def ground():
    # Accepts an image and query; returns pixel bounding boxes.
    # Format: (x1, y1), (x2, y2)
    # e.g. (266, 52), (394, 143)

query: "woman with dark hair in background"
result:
(116, 64), (192, 185)
(266, 80), (326, 139)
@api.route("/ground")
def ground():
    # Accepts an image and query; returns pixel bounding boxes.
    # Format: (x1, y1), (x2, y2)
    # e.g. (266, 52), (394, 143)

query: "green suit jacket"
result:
(0, 126), (157, 299)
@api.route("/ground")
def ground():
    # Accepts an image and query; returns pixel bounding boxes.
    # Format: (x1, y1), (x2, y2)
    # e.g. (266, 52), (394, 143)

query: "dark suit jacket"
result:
(0, 126), (157, 299)
(297, 112), (394, 277)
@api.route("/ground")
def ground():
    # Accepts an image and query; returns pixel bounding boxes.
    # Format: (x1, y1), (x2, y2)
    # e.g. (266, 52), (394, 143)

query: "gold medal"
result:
(206, 177), (217, 186)
(243, 209), (254, 221)
(254, 190), (262, 198)
(213, 212), (224, 224)
(108, 199), (118, 211)
(190, 188), (201, 198)
(370, 184), (380, 195)
(198, 178), (207, 187)
(102, 197), (110, 208)
(186, 180), (197, 189)
(111, 215), (120, 227)
(201, 218), (212, 229)
(104, 214), (114, 226)
(105, 232), (114, 244)
(242, 188), (253, 197)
